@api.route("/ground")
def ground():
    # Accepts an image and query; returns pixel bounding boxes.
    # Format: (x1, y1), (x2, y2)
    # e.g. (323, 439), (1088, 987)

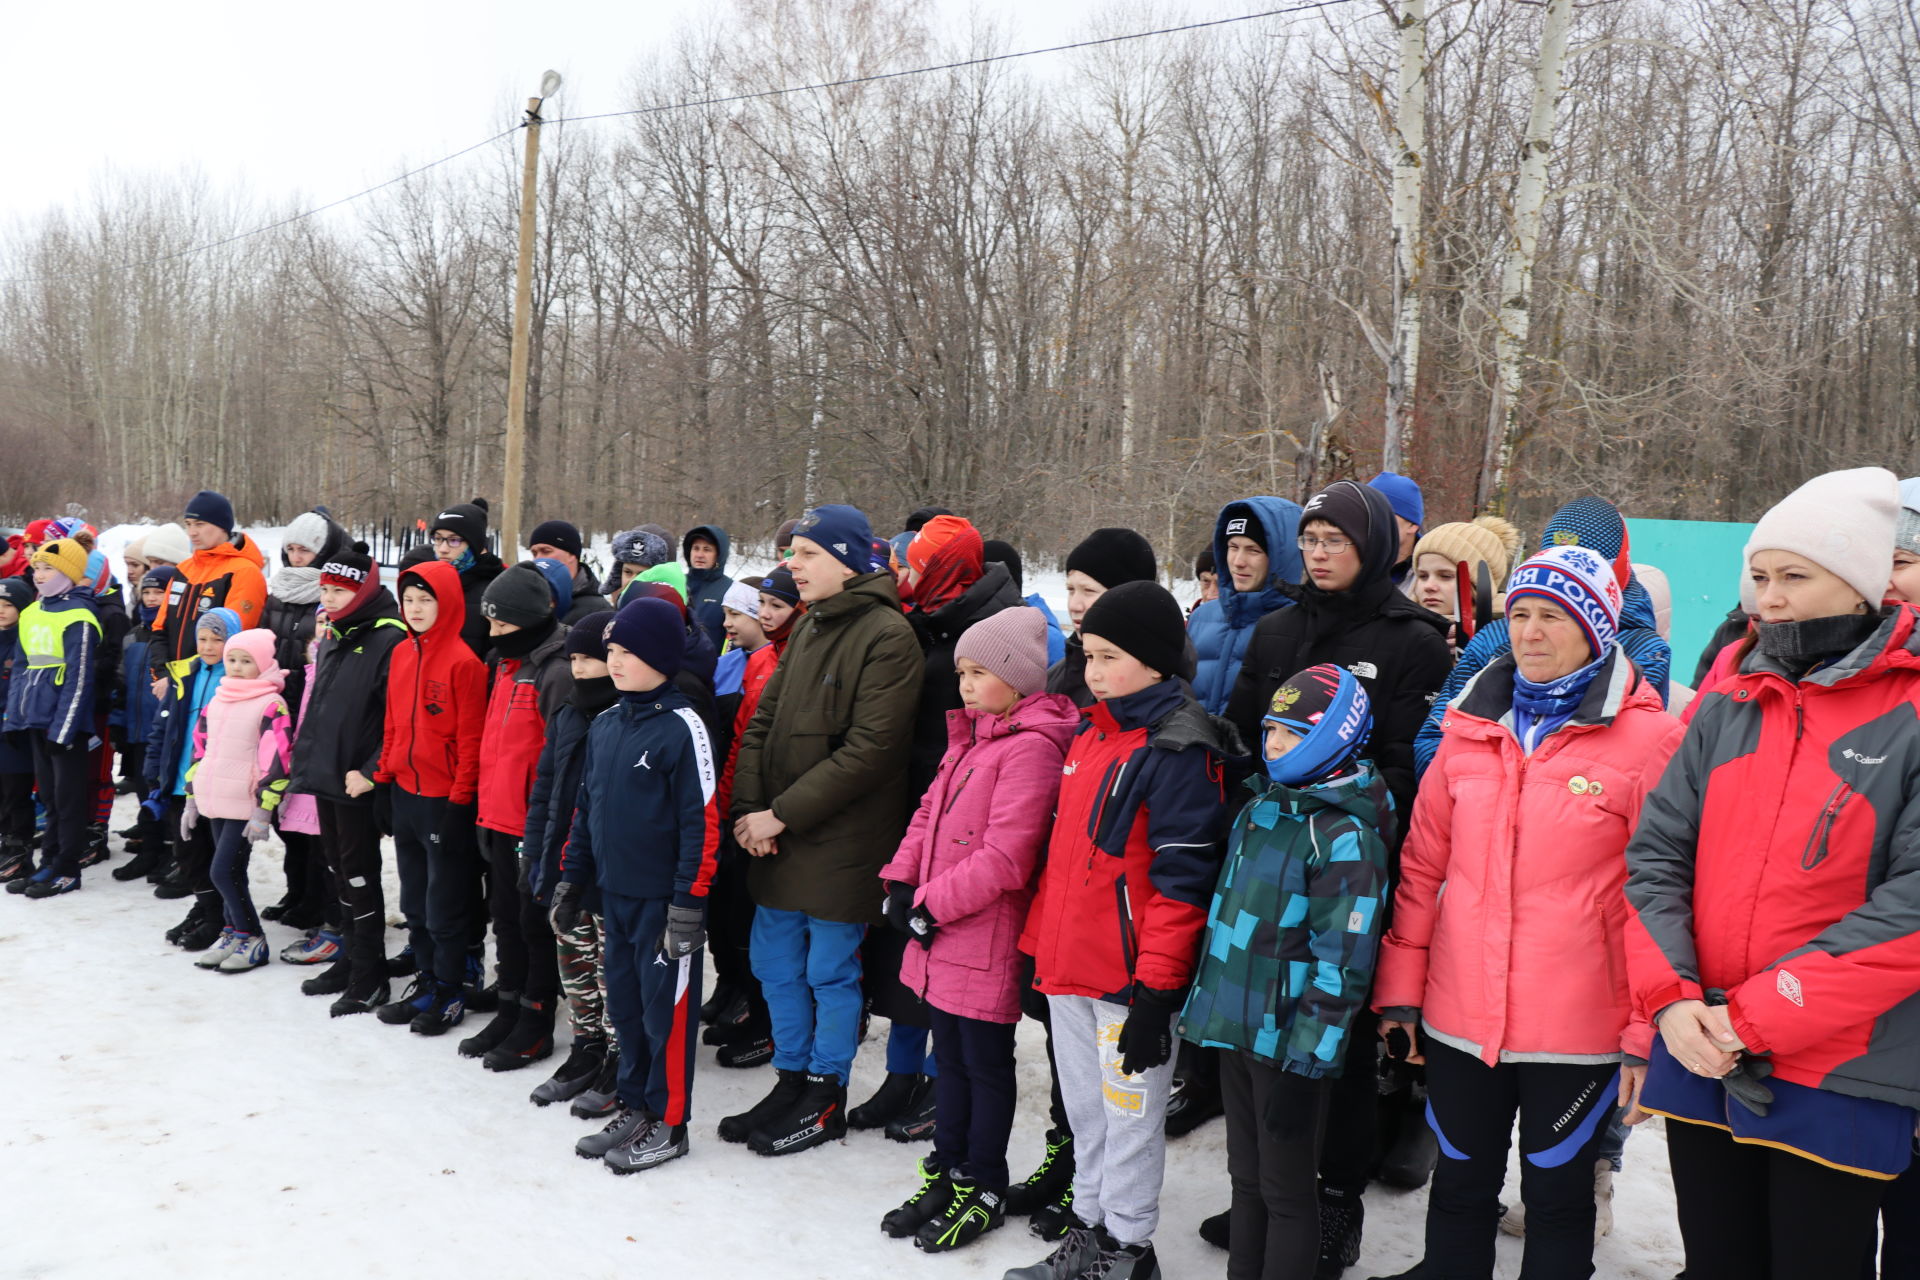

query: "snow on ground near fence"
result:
(1, 794), (1687, 1277)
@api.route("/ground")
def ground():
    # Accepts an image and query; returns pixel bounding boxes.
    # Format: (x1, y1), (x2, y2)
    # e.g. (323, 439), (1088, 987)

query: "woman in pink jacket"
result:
(873, 606), (1081, 1255)
(1369, 547), (1684, 1280)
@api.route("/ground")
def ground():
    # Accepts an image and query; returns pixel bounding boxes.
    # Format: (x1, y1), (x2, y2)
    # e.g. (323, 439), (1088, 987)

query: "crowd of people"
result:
(3, 470), (1919, 1280)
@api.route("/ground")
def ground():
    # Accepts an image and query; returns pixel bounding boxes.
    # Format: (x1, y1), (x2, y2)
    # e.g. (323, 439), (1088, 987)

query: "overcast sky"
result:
(4, 0), (1267, 228)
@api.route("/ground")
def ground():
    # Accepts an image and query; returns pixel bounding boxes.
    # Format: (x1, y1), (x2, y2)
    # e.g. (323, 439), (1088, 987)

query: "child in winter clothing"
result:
(0, 578), (38, 880)
(372, 561), (488, 1035)
(181, 629), (294, 972)
(462, 562), (573, 1059)
(110, 566), (174, 882)
(553, 597), (720, 1173)
(1180, 664), (1391, 1280)
(523, 612), (622, 1109)
(1008, 580), (1236, 1280)
(142, 608), (238, 946)
(875, 606), (1080, 1252)
(286, 544), (409, 1015)
(703, 577), (772, 1049)
(3, 541), (105, 898)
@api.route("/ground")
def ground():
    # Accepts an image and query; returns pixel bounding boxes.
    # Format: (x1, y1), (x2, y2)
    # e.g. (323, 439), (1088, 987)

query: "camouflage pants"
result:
(557, 911), (612, 1045)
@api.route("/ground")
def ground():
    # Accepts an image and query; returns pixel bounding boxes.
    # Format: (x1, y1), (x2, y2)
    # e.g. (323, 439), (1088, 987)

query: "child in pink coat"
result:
(875, 606), (1081, 1253)
(182, 629), (294, 973)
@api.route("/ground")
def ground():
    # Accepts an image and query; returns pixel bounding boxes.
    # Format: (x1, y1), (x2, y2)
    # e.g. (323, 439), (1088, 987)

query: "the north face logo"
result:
(1349, 661), (1379, 679)
(1777, 969), (1804, 1006)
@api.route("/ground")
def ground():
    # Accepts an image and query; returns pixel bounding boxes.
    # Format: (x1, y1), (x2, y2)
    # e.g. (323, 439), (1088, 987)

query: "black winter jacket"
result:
(1224, 485), (1451, 828)
(288, 591), (408, 805)
(524, 677), (618, 908)
(455, 552), (506, 661)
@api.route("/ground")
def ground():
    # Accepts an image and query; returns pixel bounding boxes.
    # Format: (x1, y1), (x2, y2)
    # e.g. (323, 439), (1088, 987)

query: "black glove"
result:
(881, 882), (917, 936)
(1115, 984), (1183, 1076)
(373, 782), (394, 837)
(550, 880), (583, 935)
(1705, 988), (1774, 1116)
(660, 903), (706, 958)
(515, 851), (534, 897)
(905, 904), (938, 949)
(439, 800), (476, 847)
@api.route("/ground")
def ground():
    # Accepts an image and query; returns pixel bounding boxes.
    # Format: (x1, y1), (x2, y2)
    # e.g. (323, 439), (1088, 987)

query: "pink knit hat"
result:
(955, 606), (1050, 698)
(223, 629), (283, 681)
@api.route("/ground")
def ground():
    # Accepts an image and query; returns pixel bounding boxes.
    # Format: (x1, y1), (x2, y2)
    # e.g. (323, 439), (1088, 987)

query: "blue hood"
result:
(682, 525), (731, 575)
(1211, 496), (1304, 628)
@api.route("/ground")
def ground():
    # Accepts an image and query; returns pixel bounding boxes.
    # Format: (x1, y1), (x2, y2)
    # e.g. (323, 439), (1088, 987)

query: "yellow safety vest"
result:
(19, 601), (101, 685)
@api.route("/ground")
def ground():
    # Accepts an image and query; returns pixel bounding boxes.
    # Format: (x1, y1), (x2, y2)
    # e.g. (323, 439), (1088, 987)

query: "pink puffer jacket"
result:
(1375, 652), (1684, 1064)
(879, 692), (1082, 1023)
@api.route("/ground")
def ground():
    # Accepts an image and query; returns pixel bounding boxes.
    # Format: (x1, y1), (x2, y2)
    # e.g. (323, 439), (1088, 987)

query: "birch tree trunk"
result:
(1480, 0), (1573, 511)
(1381, 0), (1427, 474)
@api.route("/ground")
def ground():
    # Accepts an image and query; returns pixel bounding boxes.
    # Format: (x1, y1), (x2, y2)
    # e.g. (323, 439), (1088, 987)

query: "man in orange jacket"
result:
(151, 490), (269, 677)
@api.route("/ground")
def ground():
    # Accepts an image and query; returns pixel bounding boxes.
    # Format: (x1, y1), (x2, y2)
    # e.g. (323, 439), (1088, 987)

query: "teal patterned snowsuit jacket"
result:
(1178, 763), (1392, 1078)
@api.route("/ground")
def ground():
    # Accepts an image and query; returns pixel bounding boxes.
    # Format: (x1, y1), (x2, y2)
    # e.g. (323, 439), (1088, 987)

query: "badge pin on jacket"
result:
(1569, 775), (1604, 796)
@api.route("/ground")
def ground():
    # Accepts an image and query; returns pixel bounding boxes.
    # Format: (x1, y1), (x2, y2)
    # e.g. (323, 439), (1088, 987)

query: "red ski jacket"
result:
(375, 561), (487, 804)
(1626, 606), (1920, 1108)
(477, 622), (572, 836)
(1019, 678), (1234, 1001)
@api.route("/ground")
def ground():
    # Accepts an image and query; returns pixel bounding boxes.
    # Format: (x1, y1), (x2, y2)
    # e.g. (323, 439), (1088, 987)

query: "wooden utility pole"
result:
(501, 73), (559, 559)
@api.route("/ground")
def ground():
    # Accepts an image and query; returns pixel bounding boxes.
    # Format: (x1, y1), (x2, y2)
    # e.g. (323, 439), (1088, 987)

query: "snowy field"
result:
(0, 797), (1693, 1279)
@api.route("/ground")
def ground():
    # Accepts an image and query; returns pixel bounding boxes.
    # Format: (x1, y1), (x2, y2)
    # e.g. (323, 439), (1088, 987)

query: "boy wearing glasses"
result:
(428, 501), (507, 660)
(1220, 478), (1452, 1274)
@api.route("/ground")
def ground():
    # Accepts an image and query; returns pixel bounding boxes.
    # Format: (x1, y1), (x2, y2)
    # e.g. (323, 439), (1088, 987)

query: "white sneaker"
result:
(218, 933), (269, 972)
(1594, 1159), (1615, 1239)
(195, 928), (240, 969)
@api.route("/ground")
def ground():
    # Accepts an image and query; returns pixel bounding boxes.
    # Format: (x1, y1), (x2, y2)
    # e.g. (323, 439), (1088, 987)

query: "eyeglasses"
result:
(429, 535), (467, 549)
(1297, 535), (1354, 554)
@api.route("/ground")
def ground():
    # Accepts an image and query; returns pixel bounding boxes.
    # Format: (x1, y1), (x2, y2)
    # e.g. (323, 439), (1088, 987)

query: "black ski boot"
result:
(569, 1048), (623, 1119)
(1163, 1072), (1224, 1138)
(376, 973), (435, 1026)
(718, 1067), (808, 1144)
(1375, 1088), (1439, 1190)
(886, 1085), (938, 1143)
(1007, 1128), (1075, 1216)
(1030, 1189), (1079, 1241)
(699, 981), (740, 1025)
(916, 1179), (1006, 1253)
(178, 915), (224, 952)
(409, 981), (467, 1036)
(457, 988), (521, 1058)
(1085, 1228), (1160, 1279)
(1198, 1209), (1231, 1251)
(714, 1028), (774, 1069)
(530, 1036), (606, 1107)
(747, 1072), (848, 1156)
(1315, 1186), (1365, 1279)
(0, 842), (33, 885)
(483, 997), (555, 1071)
(301, 956), (352, 997)
(881, 1154), (954, 1238)
(77, 823), (110, 869)
(329, 976), (392, 1018)
(848, 1071), (929, 1131)
(113, 846), (162, 882)
(385, 944), (416, 979)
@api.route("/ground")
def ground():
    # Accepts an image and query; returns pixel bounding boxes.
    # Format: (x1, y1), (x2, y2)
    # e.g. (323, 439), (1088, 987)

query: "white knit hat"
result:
(1745, 467), (1899, 607)
(142, 522), (193, 566)
(722, 579), (760, 618)
(283, 512), (331, 557)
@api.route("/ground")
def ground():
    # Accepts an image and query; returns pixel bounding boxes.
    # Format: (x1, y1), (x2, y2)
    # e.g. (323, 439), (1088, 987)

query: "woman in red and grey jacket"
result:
(462, 563), (573, 1060)
(1626, 468), (1920, 1280)
(372, 560), (487, 1034)
(1010, 581), (1235, 1280)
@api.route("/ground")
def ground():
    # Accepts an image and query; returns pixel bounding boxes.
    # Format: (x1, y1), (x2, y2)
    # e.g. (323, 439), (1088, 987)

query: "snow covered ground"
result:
(0, 798), (1691, 1279)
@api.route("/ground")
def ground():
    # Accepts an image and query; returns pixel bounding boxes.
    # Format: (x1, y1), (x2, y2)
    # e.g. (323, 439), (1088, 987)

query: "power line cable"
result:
(4, 0), (1364, 286)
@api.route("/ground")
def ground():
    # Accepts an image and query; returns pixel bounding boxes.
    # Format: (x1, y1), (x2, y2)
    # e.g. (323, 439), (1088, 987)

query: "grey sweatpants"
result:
(1048, 992), (1179, 1245)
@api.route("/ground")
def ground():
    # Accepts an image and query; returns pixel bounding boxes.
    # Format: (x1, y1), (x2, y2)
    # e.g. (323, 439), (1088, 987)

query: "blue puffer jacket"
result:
(1189, 497), (1305, 714)
(3, 588), (102, 747)
(113, 629), (163, 746)
(559, 682), (721, 909)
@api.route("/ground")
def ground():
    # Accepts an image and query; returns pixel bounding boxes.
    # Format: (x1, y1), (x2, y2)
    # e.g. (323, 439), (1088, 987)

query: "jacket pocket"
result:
(1801, 781), (1855, 871)
(1114, 872), (1138, 983)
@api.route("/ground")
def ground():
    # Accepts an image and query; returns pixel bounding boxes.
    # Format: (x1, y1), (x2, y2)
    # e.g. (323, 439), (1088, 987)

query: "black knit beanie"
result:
(527, 519), (584, 560)
(482, 562), (556, 629)
(1065, 527), (1157, 590)
(431, 499), (490, 550)
(1080, 581), (1191, 681)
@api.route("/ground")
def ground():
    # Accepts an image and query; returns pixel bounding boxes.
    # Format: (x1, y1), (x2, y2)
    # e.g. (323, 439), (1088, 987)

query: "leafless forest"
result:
(2, 0), (1916, 560)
